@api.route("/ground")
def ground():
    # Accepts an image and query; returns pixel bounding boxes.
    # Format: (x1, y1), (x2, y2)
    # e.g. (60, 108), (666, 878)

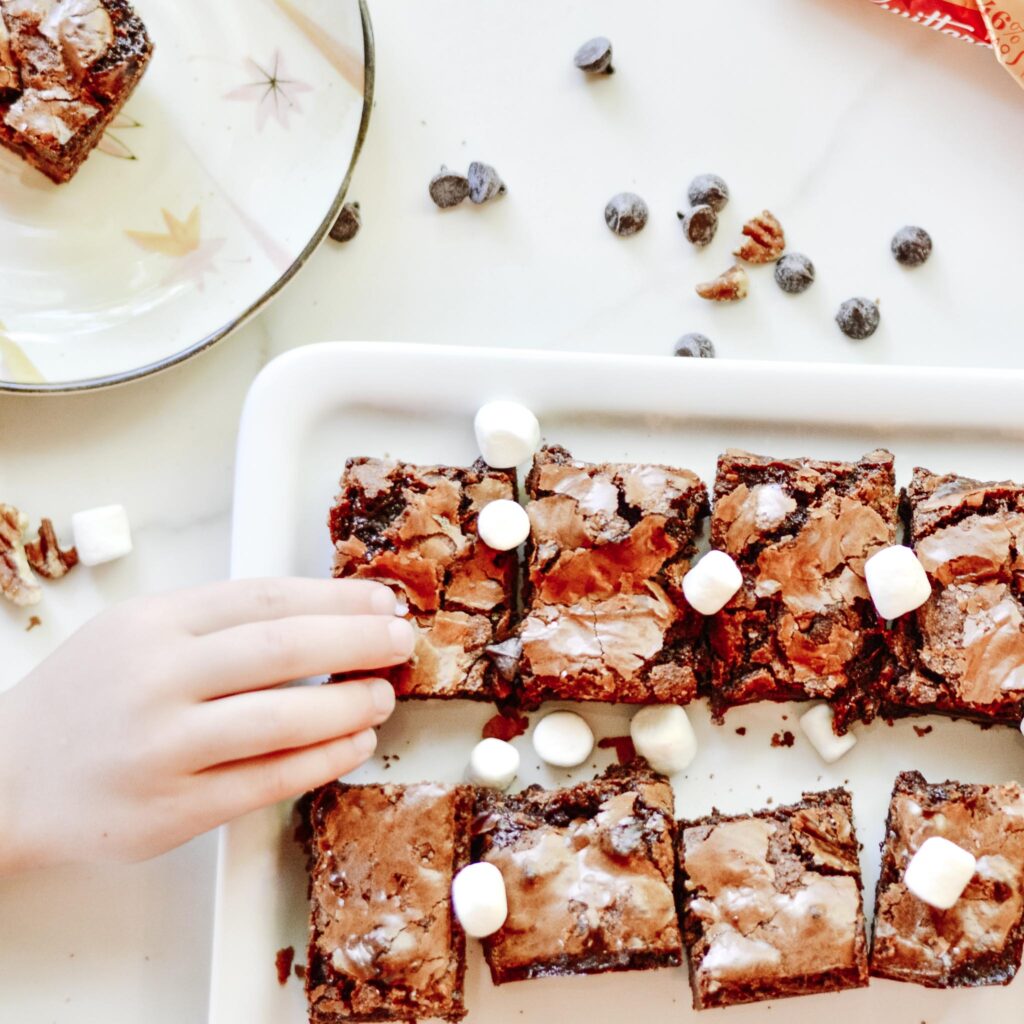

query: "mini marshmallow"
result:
(904, 836), (977, 910)
(532, 710), (594, 768)
(477, 499), (530, 551)
(682, 549), (743, 616)
(451, 862), (508, 938)
(473, 400), (541, 469)
(630, 704), (698, 774)
(864, 545), (931, 620)
(799, 703), (857, 764)
(467, 737), (520, 790)
(71, 505), (132, 567)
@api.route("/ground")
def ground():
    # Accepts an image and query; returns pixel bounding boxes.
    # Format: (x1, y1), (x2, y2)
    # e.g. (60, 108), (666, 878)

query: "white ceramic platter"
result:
(0, 0), (371, 393)
(213, 342), (1024, 1024)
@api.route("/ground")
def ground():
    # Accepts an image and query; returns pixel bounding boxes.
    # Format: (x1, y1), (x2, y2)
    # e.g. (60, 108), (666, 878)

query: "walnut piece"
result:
(0, 504), (42, 607)
(695, 264), (749, 302)
(25, 518), (79, 579)
(734, 210), (785, 263)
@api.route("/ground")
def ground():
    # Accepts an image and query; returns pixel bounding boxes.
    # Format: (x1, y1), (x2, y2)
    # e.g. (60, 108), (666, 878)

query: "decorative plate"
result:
(0, 0), (373, 393)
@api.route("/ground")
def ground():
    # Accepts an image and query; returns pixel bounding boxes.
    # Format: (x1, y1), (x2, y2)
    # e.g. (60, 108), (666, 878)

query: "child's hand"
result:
(0, 578), (413, 873)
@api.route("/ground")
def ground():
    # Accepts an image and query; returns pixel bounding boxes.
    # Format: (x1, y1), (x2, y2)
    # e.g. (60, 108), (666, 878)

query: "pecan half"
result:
(0, 504), (41, 607)
(734, 210), (785, 263)
(695, 264), (749, 302)
(25, 518), (78, 579)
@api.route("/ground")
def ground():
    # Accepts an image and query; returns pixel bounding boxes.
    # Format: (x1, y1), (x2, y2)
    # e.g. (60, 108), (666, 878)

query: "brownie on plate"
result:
(677, 787), (869, 1010)
(330, 457), (518, 700)
(707, 449), (897, 729)
(885, 468), (1024, 727)
(0, 0), (153, 183)
(473, 760), (683, 983)
(514, 445), (709, 707)
(870, 770), (1024, 988)
(305, 781), (474, 1022)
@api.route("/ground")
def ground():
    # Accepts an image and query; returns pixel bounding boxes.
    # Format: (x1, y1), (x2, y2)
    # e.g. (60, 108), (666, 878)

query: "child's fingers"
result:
(183, 679), (395, 769)
(188, 614), (416, 698)
(198, 728), (378, 822)
(162, 577), (398, 635)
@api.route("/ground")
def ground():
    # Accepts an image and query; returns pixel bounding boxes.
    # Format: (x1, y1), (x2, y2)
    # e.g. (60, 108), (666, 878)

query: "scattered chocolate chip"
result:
(770, 730), (795, 748)
(674, 332), (715, 358)
(597, 735), (637, 765)
(574, 36), (613, 74)
(891, 225), (932, 266)
(677, 203), (717, 247)
(328, 202), (361, 243)
(26, 614), (41, 631)
(735, 726), (747, 736)
(835, 297), (880, 340)
(467, 161), (506, 204)
(604, 192), (648, 236)
(695, 264), (748, 302)
(913, 724), (933, 737)
(734, 210), (785, 263)
(275, 946), (295, 986)
(485, 637), (522, 683)
(774, 252), (815, 294)
(428, 166), (469, 209)
(687, 173), (729, 212)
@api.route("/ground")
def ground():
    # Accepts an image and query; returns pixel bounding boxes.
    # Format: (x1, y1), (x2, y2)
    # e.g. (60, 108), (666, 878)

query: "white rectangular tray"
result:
(211, 342), (1024, 1024)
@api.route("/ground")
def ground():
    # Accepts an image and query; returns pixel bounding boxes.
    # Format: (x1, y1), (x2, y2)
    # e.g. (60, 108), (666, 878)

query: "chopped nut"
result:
(25, 518), (78, 579)
(0, 504), (41, 607)
(695, 264), (749, 302)
(734, 210), (785, 263)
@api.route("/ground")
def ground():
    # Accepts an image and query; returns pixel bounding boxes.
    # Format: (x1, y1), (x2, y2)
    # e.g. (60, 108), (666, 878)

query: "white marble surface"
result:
(3, 1), (1024, 1020)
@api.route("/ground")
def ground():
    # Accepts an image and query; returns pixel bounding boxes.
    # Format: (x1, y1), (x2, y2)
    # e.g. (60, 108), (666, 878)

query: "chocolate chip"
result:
(677, 203), (717, 247)
(774, 252), (815, 294)
(674, 333), (715, 358)
(835, 297), (880, 340)
(604, 192), (648, 236)
(686, 173), (729, 213)
(328, 202), (361, 243)
(468, 161), (506, 204)
(891, 225), (932, 267)
(428, 166), (469, 209)
(574, 36), (613, 74)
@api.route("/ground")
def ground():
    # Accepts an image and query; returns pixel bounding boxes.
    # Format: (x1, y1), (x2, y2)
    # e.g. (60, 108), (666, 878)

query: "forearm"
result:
(0, 685), (38, 876)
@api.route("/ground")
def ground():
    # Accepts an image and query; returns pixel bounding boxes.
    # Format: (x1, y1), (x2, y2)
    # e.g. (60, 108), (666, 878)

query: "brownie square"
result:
(515, 445), (709, 707)
(330, 457), (518, 700)
(473, 760), (683, 983)
(305, 782), (474, 1022)
(870, 770), (1024, 988)
(707, 449), (897, 728)
(886, 468), (1024, 727)
(0, 0), (153, 183)
(678, 788), (869, 1010)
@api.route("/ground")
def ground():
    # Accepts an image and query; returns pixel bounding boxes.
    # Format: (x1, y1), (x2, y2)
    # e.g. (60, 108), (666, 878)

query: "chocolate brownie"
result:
(886, 468), (1024, 727)
(870, 770), (1024, 988)
(707, 449), (897, 729)
(0, 1), (153, 183)
(473, 760), (682, 983)
(514, 445), (709, 707)
(678, 788), (869, 1010)
(305, 782), (474, 1022)
(330, 457), (518, 700)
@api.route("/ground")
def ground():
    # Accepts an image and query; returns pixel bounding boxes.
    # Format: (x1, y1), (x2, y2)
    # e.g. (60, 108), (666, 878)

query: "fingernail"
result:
(369, 679), (396, 717)
(353, 728), (377, 758)
(371, 586), (397, 616)
(389, 617), (416, 659)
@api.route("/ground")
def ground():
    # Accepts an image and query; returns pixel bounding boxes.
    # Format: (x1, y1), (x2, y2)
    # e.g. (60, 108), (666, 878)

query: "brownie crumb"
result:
(597, 735), (637, 765)
(483, 711), (529, 742)
(912, 724), (933, 737)
(275, 946), (295, 986)
(770, 730), (795, 748)
(26, 615), (41, 631)
(735, 726), (747, 736)
(294, 963), (306, 981)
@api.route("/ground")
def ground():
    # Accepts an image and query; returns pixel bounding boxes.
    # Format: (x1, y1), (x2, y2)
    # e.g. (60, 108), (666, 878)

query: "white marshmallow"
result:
(71, 505), (133, 567)
(467, 738), (520, 790)
(904, 836), (977, 910)
(451, 862), (508, 938)
(531, 711), (594, 768)
(864, 545), (932, 620)
(473, 400), (541, 469)
(630, 705), (698, 774)
(683, 550), (743, 616)
(477, 499), (530, 551)
(799, 703), (857, 764)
